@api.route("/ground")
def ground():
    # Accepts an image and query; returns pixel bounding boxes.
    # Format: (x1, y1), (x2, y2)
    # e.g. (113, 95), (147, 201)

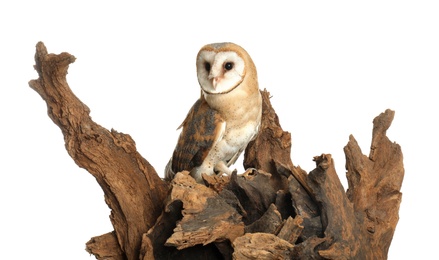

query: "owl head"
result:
(196, 42), (258, 95)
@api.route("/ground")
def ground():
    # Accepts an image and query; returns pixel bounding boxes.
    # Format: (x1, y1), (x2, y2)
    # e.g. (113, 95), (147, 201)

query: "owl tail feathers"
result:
(164, 158), (176, 182)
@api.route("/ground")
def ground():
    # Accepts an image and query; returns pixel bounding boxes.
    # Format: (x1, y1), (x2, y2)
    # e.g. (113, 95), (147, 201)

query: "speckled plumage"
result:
(165, 42), (262, 182)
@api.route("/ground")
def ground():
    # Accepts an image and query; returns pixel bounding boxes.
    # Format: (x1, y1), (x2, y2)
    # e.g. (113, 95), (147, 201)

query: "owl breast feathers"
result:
(165, 42), (262, 183)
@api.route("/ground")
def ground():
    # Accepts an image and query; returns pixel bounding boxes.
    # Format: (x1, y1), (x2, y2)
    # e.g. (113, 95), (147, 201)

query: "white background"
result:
(1, 1), (437, 259)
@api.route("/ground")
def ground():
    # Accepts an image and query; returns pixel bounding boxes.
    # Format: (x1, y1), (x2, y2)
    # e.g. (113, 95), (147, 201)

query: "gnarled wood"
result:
(244, 90), (312, 195)
(277, 215), (304, 245)
(232, 233), (294, 260)
(344, 109), (404, 259)
(164, 172), (244, 250)
(85, 232), (124, 260)
(307, 154), (363, 259)
(29, 43), (403, 259)
(29, 42), (168, 260)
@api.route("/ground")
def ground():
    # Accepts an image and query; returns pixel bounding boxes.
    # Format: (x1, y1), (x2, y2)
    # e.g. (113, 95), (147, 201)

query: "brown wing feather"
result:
(171, 97), (225, 173)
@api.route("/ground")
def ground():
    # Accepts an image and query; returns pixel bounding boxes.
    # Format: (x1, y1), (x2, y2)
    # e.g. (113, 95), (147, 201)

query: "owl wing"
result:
(171, 97), (225, 174)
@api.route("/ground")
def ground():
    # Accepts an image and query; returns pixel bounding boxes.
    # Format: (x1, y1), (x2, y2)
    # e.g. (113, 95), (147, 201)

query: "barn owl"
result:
(165, 42), (262, 183)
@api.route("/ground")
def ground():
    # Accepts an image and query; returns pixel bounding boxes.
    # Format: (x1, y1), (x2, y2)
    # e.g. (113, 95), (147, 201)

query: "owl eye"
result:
(224, 62), (234, 71)
(204, 62), (211, 72)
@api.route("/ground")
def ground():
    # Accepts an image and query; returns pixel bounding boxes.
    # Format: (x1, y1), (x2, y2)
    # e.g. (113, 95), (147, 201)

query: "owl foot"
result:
(216, 169), (236, 177)
(214, 161), (233, 176)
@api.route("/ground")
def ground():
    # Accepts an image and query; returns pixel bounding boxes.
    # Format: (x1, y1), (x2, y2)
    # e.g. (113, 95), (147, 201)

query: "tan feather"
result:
(171, 96), (225, 174)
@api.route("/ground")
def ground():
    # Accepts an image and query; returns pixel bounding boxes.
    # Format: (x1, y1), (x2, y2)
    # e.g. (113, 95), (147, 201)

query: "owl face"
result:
(196, 45), (246, 95)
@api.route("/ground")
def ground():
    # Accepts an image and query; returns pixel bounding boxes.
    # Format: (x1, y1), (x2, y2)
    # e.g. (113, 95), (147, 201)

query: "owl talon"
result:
(216, 168), (236, 177)
(219, 168), (237, 177)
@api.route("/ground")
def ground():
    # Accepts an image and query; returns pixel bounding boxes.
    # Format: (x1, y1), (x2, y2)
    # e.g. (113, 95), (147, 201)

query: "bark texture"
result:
(29, 42), (168, 260)
(29, 42), (404, 259)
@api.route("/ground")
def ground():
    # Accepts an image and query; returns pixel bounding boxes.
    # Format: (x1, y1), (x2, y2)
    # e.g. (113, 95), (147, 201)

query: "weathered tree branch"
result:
(29, 43), (403, 259)
(29, 42), (168, 260)
(85, 232), (124, 260)
(344, 109), (404, 259)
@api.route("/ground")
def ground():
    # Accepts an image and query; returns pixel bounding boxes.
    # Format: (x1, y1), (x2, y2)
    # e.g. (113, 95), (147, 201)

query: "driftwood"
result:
(29, 42), (404, 260)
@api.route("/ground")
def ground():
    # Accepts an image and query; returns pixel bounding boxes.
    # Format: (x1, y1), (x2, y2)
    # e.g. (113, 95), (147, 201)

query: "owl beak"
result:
(209, 75), (221, 90)
(212, 77), (219, 89)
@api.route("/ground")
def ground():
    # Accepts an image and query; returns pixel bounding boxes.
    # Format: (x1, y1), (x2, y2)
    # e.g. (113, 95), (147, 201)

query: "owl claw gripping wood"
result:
(165, 42), (262, 183)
